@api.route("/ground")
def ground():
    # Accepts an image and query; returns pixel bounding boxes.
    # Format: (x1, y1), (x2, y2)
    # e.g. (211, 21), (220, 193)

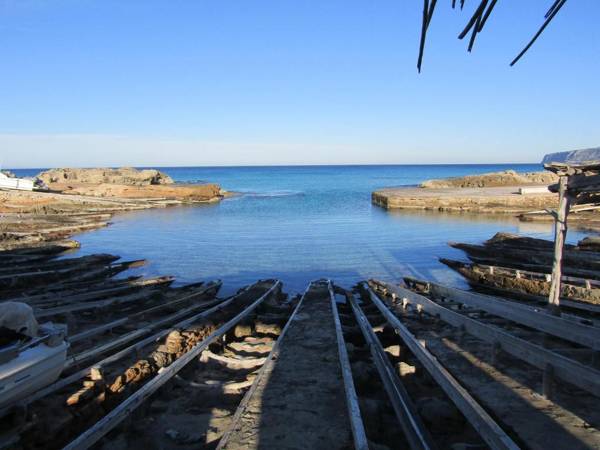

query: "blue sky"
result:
(0, 0), (598, 168)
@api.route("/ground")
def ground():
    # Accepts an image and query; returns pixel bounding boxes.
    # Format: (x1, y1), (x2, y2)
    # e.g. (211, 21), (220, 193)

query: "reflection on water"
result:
(59, 164), (589, 295)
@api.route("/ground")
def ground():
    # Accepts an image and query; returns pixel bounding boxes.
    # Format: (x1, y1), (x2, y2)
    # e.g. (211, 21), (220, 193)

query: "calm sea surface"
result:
(12, 165), (587, 295)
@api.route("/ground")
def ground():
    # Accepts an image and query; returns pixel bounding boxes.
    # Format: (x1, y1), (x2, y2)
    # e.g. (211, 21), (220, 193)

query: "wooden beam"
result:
(63, 281), (281, 450)
(328, 282), (369, 450)
(34, 288), (161, 318)
(7, 276), (173, 306)
(371, 281), (600, 397)
(61, 285), (222, 370)
(449, 278), (600, 316)
(8, 282), (258, 412)
(68, 318), (129, 344)
(65, 328), (150, 370)
(404, 278), (600, 350)
(363, 284), (519, 450)
(346, 290), (435, 450)
(549, 175), (572, 313)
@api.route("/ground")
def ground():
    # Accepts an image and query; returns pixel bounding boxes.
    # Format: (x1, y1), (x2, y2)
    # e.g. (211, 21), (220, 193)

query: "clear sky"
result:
(1, 0), (598, 168)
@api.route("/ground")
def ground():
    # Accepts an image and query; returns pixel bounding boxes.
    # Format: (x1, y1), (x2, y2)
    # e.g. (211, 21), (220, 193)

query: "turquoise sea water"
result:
(12, 165), (586, 295)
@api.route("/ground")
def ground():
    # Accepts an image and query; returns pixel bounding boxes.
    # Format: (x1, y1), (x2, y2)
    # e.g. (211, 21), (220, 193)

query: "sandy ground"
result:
(221, 282), (354, 450)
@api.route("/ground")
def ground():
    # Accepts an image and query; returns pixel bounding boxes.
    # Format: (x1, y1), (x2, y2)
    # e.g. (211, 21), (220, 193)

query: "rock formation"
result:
(419, 170), (557, 189)
(37, 167), (174, 186)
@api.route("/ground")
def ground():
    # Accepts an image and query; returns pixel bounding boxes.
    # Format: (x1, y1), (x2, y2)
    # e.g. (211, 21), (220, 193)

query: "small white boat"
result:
(0, 323), (68, 410)
(0, 172), (34, 191)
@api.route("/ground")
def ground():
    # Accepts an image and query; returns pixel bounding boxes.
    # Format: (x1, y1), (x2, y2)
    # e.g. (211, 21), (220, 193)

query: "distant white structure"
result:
(0, 172), (34, 191)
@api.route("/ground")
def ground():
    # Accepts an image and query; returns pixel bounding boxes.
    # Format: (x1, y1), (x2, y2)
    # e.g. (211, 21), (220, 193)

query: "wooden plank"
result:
(405, 278), (600, 350)
(64, 284), (222, 369)
(8, 276), (173, 306)
(371, 281), (600, 397)
(548, 175), (571, 312)
(11, 281), (259, 412)
(127, 282), (220, 319)
(458, 279), (600, 315)
(63, 281), (281, 450)
(68, 318), (129, 344)
(34, 288), (161, 318)
(0, 263), (104, 285)
(65, 328), (150, 370)
(0, 254), (118, 276)
(328, 282), (369, 450)
(363, 284), (519, 450)
(346, 290), (435, 450)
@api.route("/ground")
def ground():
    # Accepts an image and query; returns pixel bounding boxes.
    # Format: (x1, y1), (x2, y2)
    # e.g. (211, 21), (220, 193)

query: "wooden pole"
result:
(548, 175), (572, 315)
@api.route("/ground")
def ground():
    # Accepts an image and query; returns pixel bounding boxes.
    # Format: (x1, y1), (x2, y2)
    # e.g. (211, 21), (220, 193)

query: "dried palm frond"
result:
(417, 0), (568, 71)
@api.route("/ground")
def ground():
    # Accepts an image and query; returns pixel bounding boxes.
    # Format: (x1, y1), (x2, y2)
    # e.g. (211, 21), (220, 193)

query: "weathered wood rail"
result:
(362, 283), (519, 450)
(218, 280), (359, 450)
(63, 280), (283, 450)
(343, 289), (435, 450)
(371, 280), (600, 397)
(403, 277), (600, 350)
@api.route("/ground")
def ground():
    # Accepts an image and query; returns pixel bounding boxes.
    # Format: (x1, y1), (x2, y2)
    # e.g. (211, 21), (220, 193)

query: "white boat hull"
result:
(0, 341), (68, 409)
(0, 173), (34, 191)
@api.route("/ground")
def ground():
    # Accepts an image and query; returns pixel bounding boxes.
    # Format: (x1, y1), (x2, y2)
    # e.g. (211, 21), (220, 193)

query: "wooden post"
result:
(548, 175), (572, 316)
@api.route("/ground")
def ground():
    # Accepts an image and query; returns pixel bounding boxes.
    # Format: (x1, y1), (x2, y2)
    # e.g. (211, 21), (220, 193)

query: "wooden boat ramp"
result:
(1, 241), (600, 449)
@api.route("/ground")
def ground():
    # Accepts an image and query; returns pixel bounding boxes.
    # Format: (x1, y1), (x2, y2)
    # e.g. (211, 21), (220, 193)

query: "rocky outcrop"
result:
(37, 167), (174, 186)
(1, 167), (223, 250)
(62, 182), (222, 201)
(419, 170), (557, 189)
(371, 185), (557, 213)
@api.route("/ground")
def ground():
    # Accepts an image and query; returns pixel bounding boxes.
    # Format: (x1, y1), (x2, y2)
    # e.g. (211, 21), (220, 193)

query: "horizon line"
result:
(7, 162), (542, 170)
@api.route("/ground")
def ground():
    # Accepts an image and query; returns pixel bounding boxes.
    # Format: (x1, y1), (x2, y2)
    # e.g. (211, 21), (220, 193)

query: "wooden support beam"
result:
(371, 281), (600, 397)
(65, 284), (222, 368)
(63, 281), (281, 450)
(548, 175), (572, 314)
(328, 282), (369, 450)
(7, 276), (173, 306)
(405, 278), (600, 350)
(363, 284), (519, 450)
(68, 318), (129, 344)
(34, 288), (161, 318)
(5, 282), (256, 413)
(65, 328), (150, 370)
(346, 290), (435, 450)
